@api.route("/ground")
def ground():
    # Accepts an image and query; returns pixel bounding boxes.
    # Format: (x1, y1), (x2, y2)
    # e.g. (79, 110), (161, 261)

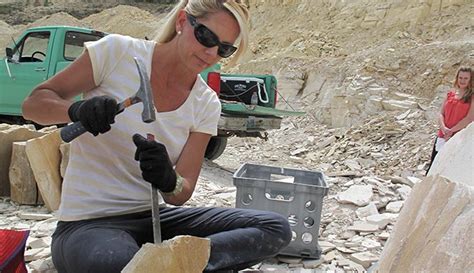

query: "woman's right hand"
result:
(68, 95), (118, 136)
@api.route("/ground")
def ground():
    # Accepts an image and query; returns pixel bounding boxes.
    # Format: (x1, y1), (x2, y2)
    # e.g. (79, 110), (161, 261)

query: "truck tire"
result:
(205, 136), (227, 160)
(0, 115), (28, 125)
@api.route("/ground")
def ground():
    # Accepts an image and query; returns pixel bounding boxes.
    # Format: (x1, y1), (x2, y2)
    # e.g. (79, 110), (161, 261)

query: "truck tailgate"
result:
(218, 114), (282, 132)
(221, 102), (305, 117)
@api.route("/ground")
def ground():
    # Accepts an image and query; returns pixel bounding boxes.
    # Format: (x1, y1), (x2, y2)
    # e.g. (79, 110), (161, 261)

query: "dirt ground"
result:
(0, 0), (473, 272)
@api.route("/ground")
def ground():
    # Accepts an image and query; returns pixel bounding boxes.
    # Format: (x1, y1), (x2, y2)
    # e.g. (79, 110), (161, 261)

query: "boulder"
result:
(376, 123), (474, 272)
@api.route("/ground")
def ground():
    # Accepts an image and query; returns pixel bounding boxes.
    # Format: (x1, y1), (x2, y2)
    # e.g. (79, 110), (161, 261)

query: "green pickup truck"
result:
(1, 26), (302, 159)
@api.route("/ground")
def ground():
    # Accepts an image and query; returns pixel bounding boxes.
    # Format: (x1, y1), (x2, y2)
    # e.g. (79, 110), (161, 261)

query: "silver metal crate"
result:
(233, 163), (328, 259)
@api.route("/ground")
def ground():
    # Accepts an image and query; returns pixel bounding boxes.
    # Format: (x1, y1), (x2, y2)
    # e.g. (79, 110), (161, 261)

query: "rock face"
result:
(376, 124), (474, 272)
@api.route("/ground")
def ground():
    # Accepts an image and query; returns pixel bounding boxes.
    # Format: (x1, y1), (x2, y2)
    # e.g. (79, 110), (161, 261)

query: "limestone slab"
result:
(122, 235), (210, 273)
(428, 123), (474, 186)
(375, 175), (473, 272)
(9, 141), (43, 205)
(377, 123), (474, 272)
(0, 126), (45, 196)
(337, 185), (374, 206)
(25, 131), (62, 211)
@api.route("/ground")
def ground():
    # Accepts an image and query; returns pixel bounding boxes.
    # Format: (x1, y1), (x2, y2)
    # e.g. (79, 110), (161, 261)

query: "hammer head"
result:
(133, 57), (156, 123)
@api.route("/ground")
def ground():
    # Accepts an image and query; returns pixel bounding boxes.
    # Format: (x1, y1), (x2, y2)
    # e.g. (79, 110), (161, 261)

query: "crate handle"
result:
(264, 191), (294, 202)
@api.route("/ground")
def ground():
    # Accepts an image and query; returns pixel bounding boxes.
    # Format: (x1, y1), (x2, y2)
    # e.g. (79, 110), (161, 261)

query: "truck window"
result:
(15, 31), (50, 63)
(64, 31), (103, 61)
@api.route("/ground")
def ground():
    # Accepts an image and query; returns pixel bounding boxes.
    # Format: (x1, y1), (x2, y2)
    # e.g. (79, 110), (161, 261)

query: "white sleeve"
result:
(84, 34), (131, 86)
(194, 93), (221, 136)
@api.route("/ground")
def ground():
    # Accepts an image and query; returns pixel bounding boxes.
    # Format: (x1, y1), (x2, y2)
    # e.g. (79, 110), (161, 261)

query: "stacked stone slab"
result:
(25, 131), (63, 211)
(9, 141), (44, 205)
(0, 124), (46, 196)
(376, 123), (474, 272)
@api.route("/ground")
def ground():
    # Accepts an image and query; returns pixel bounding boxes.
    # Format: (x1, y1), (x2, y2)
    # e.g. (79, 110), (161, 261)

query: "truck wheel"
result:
(0, 115), (29, 126)
(205, 136), (227, 160)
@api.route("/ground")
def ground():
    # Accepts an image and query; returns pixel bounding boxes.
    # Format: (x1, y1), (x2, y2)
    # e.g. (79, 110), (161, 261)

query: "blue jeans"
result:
(51, 207), (291, 273)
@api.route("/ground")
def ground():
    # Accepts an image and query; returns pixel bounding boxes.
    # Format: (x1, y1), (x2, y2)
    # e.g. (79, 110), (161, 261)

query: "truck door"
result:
(54, 30), (103, 74)
(0, 31), (52, 116)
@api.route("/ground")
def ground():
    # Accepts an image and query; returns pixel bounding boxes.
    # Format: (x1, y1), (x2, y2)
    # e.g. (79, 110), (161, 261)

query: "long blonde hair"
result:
(156, 0), (249, 66)
(453, 66), (473, 103)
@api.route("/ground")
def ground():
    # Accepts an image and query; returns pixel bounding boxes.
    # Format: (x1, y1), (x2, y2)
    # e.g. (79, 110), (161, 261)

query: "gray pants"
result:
(51, 207), (291, 273)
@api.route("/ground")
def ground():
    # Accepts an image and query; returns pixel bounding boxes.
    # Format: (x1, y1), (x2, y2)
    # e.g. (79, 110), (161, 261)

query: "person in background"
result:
(22, 0), (291, 272)
(426, 66), (473, 174)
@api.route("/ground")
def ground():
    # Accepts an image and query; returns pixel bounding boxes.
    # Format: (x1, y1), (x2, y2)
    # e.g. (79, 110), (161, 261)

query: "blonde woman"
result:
(426, 66), (473, 174)
(23, 1), (291, 272)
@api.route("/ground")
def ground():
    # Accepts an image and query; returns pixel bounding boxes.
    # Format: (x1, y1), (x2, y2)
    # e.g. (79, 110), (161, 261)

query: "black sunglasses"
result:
(186, 14), (237, 58)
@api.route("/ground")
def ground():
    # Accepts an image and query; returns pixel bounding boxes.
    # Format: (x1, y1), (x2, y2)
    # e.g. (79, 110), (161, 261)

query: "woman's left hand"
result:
(133, 133), (177, 193)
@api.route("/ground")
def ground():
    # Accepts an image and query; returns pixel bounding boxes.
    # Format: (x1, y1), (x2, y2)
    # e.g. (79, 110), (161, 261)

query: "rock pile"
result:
(0, 199), (56, 272)
(218, 107), (435, 178)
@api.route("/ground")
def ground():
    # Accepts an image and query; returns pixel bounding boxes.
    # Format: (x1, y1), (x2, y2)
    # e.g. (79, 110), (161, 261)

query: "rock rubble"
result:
(0, 164), (413, 272)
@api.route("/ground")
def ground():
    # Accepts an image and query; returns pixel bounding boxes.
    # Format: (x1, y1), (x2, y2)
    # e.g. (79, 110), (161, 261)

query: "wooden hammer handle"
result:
(60, 97), (138, 143)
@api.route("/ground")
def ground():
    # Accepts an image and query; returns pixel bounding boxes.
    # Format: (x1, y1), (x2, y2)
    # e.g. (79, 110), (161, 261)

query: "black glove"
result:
(132, 133), (177, 193)
(68, 95), (118, 136)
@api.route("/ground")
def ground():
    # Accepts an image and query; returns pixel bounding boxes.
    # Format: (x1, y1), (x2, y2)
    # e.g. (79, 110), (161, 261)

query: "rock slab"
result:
(25, 131), (62, 211)
(0, 125), (45, 196)
(376, 176), (473, 271)
(122, 236), (210, 273)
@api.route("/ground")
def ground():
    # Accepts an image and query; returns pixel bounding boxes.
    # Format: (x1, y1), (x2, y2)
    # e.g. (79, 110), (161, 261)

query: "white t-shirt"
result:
(57, 34), (221, 221)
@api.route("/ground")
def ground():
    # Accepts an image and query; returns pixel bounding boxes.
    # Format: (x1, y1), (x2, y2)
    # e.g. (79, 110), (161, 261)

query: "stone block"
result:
(25, 131), (62, 211)
(377, 124), (474, 272)
(9, 141), (43, 205)
(0, 125), (45, 196)
(122, 236), (210, 273)
(427, 123), (474, 186)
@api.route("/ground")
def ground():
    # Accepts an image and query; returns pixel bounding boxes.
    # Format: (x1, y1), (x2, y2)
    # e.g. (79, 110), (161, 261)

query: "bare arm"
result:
(22, 51), (96, 125)
(438, 96), (449, 135)
(163, 132), (212, 205)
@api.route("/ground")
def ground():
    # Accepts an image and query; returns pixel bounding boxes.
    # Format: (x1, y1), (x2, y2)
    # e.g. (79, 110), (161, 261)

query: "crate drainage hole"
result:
(305, 200), (316, 212)
(291, 231), (297, 242)
(288, 214), (298, 226)
(302, 233), (313, 244)
(304, 217), (314, 228)
(242, 193), (253, 205)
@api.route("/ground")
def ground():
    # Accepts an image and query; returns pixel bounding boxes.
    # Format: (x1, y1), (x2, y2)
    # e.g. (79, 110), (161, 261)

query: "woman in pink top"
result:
(427, 66), (473, 174)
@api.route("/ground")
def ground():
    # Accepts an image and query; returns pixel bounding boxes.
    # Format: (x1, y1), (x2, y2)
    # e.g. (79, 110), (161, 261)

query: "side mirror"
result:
(6, 47), (13, 59)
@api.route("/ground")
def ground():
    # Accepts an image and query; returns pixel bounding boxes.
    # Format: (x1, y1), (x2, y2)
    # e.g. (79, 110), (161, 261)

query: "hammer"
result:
(130, 58), (162, 244)
(60, 57), (156, 143)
